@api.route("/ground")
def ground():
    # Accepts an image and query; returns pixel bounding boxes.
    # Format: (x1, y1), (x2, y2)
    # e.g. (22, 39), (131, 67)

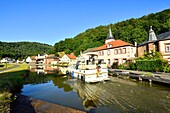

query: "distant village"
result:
(1, 26), (170, 67)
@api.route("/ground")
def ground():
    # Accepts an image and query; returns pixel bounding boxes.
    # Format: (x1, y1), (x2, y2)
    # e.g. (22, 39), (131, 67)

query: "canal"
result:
(21, 74), (170, 113)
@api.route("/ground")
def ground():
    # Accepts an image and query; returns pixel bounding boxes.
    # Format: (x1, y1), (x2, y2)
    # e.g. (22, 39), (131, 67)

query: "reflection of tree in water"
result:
(83, 98), (97, 111)
(51, 77), (73, 92)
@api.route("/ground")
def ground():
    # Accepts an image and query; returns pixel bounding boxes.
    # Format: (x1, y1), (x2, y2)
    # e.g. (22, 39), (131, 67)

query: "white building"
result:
(26, 56), (32, 63)
(60, 53), (76, 65)
(83, 28), (136, 66)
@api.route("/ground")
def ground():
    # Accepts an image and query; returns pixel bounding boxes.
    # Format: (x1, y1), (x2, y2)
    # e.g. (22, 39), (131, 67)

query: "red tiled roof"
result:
(94, 45), (107, 51)
(48, 54), (55, 56)
(67, 54), (76, 59)
(94, 40), (132, 51)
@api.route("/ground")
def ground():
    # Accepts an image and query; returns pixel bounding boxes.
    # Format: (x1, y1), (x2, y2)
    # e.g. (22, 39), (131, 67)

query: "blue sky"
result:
(0, 0), (170, 45)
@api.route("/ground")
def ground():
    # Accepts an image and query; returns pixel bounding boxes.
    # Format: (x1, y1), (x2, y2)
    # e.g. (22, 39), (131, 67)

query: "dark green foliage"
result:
(136, 60), (165, 72)
(54, 9), (170, 56)
(111, 62), (118, 69)
(117, 64), (128, 70)
(55, 53), (59, 57)
(127, 62), (137, 70)
(0, 42), (53, 59)
(133, 52), (167, 72)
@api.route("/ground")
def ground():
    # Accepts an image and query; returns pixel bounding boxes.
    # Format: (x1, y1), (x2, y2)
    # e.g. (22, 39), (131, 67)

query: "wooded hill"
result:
(0, 42), (53, 59)
(54, 9), (170, 56)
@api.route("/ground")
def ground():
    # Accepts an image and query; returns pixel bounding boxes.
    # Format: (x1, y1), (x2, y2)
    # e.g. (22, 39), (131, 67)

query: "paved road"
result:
(0, 64), (19, 74)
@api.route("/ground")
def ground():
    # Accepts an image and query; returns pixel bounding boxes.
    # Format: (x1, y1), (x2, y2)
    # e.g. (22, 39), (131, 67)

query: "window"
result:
(114, 49), (118, 54)
(102, 51), (104, 55)
(107, 44), (111, 48)
(108, 59), (110, 64)
(123, 59), (126, 63)
(166, 44), (170, 52)
(107, 50), (110, 55)
(123, 48), (126, 54)
(119, 49), (122, 54)
(98, 52), (101, 56)
(114, 59), (118, 63)
(131, 48), (133, 53)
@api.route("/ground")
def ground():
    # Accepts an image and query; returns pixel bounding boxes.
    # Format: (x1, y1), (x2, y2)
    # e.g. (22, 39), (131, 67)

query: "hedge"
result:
(136, 59), (164, 72)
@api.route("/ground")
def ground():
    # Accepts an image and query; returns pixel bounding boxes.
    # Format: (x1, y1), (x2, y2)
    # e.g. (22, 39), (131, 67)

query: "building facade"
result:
(60, 53), (76, 65)
(84, 28), (136, 66)
(138, 26), (170, 62)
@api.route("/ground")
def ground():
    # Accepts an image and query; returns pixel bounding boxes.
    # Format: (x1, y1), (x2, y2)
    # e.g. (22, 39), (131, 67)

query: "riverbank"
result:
(11, 93), (85, 113)
(109, 69), (170, 85)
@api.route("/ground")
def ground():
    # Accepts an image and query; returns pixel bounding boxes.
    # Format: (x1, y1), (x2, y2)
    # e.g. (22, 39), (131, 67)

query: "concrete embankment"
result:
(108, 69), (170, 85)
(10, 93), (85, 113)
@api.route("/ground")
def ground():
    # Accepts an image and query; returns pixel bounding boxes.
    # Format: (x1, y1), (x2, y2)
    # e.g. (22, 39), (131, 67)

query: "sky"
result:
(0, 0), (170, 45)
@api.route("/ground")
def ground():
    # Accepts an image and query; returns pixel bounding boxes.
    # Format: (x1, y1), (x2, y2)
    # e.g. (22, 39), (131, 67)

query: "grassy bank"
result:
(0, 64), (29, 112)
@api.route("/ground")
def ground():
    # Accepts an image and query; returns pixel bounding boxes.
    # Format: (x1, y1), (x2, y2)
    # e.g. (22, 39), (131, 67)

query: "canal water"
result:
(21, 74), (170, 113)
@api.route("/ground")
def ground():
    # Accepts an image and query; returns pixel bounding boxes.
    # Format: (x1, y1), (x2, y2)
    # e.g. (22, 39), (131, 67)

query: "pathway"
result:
(0, 64), (19, 74)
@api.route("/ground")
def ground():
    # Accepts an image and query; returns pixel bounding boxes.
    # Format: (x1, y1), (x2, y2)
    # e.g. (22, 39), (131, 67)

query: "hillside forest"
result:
(54, 9), (170, 56)
(0, 42), (53, 59)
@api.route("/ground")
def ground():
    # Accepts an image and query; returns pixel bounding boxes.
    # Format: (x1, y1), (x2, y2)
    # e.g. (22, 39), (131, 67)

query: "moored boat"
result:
(68, 52), (110, 83)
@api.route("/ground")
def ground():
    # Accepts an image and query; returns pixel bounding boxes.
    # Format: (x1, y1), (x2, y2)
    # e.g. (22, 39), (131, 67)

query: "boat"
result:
(68, 52), (110, 83)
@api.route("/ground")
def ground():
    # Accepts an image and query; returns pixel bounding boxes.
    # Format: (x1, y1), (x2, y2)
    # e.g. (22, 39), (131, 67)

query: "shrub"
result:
(127, 62), (137, 70)
(117, 64), (127, 69)
(111, 62), (118, 69)
(0, 92), (12, 113)
(163, 64), (170, 73)
(136, 59), (166, 72)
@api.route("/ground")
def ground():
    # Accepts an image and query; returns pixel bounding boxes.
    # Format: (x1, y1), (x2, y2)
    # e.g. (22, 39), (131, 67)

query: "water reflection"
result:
(29, 65), (69, 75)
(22, 74), (170, 113)
(51, 77), (73, 92)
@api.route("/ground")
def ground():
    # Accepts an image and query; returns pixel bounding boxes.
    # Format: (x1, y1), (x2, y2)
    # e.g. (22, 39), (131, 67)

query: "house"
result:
(84, 28), (136, 66)
(60, 53), (76, 65)
(138, 26), (170, 62)
(0, 57), (13, 63)
(35, 54), (48, 65)
(26, 56), (32, 63)
(16, 59), (25, 64)
(44, 54), (59, 65)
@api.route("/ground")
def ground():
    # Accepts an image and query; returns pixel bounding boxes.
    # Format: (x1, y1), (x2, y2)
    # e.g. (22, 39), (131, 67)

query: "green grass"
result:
(0, 63), (15, 70)
(0, 63), (29, 73)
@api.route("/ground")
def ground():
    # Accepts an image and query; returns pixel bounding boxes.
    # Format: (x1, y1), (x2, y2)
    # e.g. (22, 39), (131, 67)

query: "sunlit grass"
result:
(0, 63), (15, 70)
(10, 63), (29, 72)
(0, 63), (29, 73)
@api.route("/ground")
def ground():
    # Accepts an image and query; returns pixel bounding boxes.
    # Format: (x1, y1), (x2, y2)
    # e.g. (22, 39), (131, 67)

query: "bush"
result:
(111, 62), (118, 69)
(163, 64), (170, 73)
(127, 62), (137, 70)
(117, 64), (127, 69)
(0, 92), (12, 113)
(136, 59), (166, 72)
